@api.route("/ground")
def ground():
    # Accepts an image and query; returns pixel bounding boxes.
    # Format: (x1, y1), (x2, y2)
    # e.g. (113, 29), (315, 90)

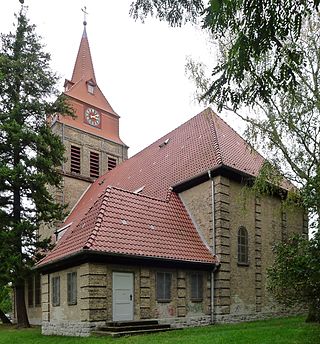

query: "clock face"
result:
(84, 107), (101, 127)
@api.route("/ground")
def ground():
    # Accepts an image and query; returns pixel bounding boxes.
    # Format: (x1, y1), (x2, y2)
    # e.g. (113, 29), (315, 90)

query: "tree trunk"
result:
(306, 301), (320, 323)
(15, 283), (30, 328)
(0, 308), (12, 324)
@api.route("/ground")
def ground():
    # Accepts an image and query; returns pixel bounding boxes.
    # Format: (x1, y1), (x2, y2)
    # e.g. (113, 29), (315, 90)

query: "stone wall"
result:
(41, 262), (213, 336)
(39, 119), (128, 241)
(180, 175), (305, 323)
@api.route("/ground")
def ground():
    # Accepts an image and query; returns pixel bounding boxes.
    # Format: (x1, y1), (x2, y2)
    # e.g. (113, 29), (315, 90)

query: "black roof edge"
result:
(173, 165), (253, 193)
(173, 164), (288, 199)
(36, 250), (218, 274)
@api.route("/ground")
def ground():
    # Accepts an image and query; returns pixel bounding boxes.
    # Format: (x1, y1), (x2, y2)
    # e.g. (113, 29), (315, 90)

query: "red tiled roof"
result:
(39, 187), (216, 266)
(39, 108), (265, 267)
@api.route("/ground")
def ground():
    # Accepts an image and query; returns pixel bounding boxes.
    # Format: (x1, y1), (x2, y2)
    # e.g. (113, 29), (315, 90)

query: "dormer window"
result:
(88, 84), (94, 94)
(87, 80), (96, 94)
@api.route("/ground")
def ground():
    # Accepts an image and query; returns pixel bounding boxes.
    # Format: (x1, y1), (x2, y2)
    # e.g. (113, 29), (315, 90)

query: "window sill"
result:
(237, 262), (249, 267)
(157, 299), (171, 303)
(190, 299), (203, 302)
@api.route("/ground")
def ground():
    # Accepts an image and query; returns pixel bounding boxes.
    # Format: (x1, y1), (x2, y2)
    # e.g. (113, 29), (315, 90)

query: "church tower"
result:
(50, 21), (128, 219)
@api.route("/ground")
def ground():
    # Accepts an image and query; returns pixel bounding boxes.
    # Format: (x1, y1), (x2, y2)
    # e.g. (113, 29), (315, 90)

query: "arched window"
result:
(238, 226), (249, 265)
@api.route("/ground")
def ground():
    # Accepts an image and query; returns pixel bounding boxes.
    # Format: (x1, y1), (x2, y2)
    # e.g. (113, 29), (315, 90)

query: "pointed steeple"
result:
(64, 18), (118, 118)
(71, 23), (96, 84)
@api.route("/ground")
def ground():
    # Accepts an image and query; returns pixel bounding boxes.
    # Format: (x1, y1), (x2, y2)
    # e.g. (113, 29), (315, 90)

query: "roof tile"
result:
(39, 108), (267, 267)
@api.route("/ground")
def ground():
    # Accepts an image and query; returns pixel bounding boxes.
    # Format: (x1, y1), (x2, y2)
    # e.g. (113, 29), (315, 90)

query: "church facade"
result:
(24, 24), (306, 336)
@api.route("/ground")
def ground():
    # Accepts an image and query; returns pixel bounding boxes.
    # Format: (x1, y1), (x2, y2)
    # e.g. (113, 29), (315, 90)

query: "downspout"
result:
(208, 170), (216, 324)
(61, 123), (65, 205)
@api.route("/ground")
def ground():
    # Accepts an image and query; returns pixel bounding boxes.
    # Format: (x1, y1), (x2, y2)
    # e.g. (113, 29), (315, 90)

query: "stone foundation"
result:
(42, 320), (105, 337)
(159, 315), (212, 328)
(215, 308), (306, 324)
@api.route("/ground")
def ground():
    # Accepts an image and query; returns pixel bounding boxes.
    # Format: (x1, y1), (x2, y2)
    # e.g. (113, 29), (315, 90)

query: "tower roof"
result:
(64, 24), (118, 117)
(71, 26), (96, 84)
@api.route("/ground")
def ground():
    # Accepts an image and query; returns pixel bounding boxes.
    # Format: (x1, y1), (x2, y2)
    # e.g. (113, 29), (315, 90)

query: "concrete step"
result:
(105, 319), (159, 327)
(91, 327), (173, 338)
(98, 323), (171, 332)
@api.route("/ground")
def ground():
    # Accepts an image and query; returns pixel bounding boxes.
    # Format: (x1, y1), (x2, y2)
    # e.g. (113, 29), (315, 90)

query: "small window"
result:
(238, 226), (249, 265)
(27, 276), (34, 307)
(156, 272), (172, 302)
(90, 151), (100, 178)
(190, 273), (203, 301)
(35, 274), (41, 307)
(70, 145), (81, 174)
(87, 84), (94, 94)
(108, 157), (117, 171)
(52, 276), (60, 306)
(67, 272), (77, 305)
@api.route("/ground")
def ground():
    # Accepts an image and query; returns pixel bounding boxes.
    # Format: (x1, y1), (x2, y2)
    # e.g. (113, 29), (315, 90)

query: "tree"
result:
(130, 0), (319, 110)
(268, 231), (320, 322)
(185, 8), (320, 322)
(187, 12), (320, 221)
(0, 285), (12, 324)
(0, 5), (72, 327)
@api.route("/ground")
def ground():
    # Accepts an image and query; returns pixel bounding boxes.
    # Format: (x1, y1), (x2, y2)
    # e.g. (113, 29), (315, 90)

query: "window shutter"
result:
(70, 145), (81, 174)
(35, 274), (41, 307)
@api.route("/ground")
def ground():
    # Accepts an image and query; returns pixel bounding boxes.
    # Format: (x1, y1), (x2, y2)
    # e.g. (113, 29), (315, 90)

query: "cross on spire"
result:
(81, 6), (88, 26)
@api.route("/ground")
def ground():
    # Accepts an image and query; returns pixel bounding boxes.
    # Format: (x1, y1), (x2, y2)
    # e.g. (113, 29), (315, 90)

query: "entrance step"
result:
(91, 319), (172, 337)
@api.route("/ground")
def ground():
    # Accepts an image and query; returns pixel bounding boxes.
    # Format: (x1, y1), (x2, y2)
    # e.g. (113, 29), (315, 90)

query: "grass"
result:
(0, 316), (319, 344)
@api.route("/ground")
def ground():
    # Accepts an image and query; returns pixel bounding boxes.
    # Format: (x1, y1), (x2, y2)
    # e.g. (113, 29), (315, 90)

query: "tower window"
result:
(238, 226), (249, 265)
(88, 84), (94, 94)
(70, 145), (81, 174)
(90, 151), (100, 179)
(87, 80), (95, 94)
(108, 157), (117, 171)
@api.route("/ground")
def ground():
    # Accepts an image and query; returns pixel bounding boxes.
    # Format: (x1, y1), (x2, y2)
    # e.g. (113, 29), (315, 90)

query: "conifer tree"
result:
(0, 4), (72, 327)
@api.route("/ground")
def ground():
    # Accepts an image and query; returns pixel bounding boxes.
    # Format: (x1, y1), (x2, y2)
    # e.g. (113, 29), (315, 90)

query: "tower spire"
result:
(64, 9), (119, 118)
(71, 7), (95, 84)
(81, 6), (88, 27)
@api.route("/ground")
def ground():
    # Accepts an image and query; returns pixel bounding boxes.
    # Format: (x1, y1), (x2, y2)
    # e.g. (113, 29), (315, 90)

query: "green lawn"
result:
(0, 316), (319, 344)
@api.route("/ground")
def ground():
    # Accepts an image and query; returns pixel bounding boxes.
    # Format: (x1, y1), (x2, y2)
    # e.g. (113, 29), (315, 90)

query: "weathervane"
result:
(81, 6), (88, 26)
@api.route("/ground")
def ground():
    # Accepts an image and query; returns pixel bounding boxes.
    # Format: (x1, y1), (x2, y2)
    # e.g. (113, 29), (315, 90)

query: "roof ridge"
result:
(83, 187), (113, 249)
(110, 185), (173, 203)
(206, 109), (223, 165)
(127, 108), (211, 161)
(212, 110), (260, 158)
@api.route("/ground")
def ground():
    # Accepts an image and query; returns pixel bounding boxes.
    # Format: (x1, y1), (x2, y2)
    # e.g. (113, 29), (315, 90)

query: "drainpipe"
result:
(61, 123), (65, 205)
(208, 170), (216, 324)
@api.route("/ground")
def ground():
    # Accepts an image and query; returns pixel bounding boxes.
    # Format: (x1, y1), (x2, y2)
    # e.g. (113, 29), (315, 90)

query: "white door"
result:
(112, 272), (134, 321)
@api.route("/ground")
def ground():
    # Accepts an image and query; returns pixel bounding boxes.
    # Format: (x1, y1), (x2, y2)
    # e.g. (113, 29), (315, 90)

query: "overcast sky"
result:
(0, 0), (238, 156)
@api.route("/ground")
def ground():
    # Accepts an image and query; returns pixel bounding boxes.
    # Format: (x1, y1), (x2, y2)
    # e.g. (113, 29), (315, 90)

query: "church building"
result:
(24, 21), (306, 336)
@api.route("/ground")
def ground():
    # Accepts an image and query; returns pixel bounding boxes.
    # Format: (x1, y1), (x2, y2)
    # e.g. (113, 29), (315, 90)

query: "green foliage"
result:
(0, 5), (72, 324)
(187, 13), (320, 231)
(0, 286), (12, 314)
(268, 232), (320, 322)
(131, 0), (319, 110)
